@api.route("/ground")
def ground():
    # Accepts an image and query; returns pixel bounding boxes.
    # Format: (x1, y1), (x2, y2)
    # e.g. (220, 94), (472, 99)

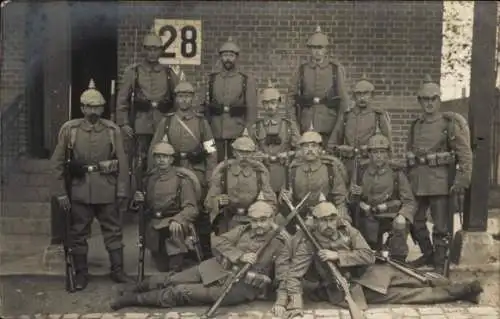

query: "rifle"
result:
(280, 192), (365, 319)
(135, 157), (146, 283)
(187, 223), (204, 262)
(110, 79), (116, 122)
(202, 192), (312, 319)
(62, 145), (77, 293)
(127, 28), (138, 203)
(349, 149), (361, 229)
(443, 161), (458, 278)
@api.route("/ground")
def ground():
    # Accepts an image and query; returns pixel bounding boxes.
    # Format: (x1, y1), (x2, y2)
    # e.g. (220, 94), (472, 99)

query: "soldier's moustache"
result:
(223, 61), (235, 70)
(87, 113), (100, 124)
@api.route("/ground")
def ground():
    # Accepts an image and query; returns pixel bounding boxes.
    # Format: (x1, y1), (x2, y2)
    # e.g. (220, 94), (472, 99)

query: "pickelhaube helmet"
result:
(80, 79), (106, 106)
(307, 25), (329, 47)
(354, 73), (375, 93)
(248, 200), (274, 216)
(174, 81), (195, 94)
(219, 36), (240, 54)
(417, 74), (440, 98)
(232, 128), (256, 151)
(298, 131), (322, 145)
(367, 134), (391, 150)
(143, 33), (163, 47)
(152, 142), (175, 155)
(260, 79), (281, 102)
(312, 202), (339, 218)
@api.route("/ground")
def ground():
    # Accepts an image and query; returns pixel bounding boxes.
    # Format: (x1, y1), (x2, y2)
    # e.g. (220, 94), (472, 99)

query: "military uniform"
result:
(51, 80), (131, 289)
(287, 26), (349, 146)
(286, 202), (483, 313)
(204, 133), (277, 234)
(249, 82), (301, 193)
(148, 82), (217, 189)
(110, 202), (290, 311)
(204, 37), (258, 162)
(116, 34), (180, 167)
(327, 76), (392, 179)
(405, 76), (472, 273)
(354, 135), (417, 262)
(139, 143), (201, 272)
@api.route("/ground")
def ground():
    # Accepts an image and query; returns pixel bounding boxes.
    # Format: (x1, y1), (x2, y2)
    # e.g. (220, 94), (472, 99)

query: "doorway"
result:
(70, 1), (118, 120)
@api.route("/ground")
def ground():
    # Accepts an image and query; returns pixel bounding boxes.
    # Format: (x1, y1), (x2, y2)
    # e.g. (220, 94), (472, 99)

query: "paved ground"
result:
(1, 213), (499, 318)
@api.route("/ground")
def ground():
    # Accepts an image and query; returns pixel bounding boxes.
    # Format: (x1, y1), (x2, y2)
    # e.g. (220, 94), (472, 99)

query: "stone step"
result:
(5, 172), (56, 187)
(0, 234), (50, 262)
(1, 185), (51, 202)
(1, 202), (51, 218)
(0, 216), (51, 235)
(16, 158), (53, 173)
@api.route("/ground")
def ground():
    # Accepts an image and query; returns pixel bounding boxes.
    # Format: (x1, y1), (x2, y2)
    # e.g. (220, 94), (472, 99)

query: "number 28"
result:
(159, 25), (198, 59)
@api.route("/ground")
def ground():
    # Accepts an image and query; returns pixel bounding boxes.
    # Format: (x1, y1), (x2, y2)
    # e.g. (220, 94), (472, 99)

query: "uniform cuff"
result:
(274, 291), (288, 307)
(288, 294), (303, 310)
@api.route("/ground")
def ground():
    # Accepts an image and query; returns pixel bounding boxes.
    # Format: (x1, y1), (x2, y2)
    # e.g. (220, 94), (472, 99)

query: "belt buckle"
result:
(155, 211), (162, 218)
(313, 97), (320, 104)
(269, 156), (277, 162)
(151, 101), (158, 108)
(418, 157), (426, 164)
(180, 152), (187, 159)
(223, 105), (230, 112)
(87, 165), (98, 172)
(236, 208), (245, 215)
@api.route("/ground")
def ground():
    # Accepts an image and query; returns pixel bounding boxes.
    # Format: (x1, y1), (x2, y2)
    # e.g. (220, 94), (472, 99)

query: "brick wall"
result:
(117, 0), (444, 157)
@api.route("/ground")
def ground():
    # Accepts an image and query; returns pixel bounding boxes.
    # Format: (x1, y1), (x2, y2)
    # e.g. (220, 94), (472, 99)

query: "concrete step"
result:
(0, 234), (50, 262)
(1, 185), (51, 202)
(16, 159), (53, 174)
(1, 202), (51, 218)
(5, 172), (56, 187)
(0, 216), (51, 235)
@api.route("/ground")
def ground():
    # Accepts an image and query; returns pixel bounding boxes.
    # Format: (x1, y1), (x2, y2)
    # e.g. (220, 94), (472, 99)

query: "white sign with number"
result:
(154, 19), (202, 66)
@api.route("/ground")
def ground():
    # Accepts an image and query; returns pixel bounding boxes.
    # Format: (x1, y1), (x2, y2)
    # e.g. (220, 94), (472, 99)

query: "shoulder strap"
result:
(221, 164), (228, 194)
(329, 61), (338, 92)
(326, 162), (335, 187)
(208, 73), (217, 103)
(163, 114), (174, 142)
(107, 127), (116, 156)
(408, 118), (419, 150)
(392, 169), (400, 199)
(69, 127), (78, 150)
(239, 72), (248, 101)
(165, 67), (175, 100)
(257, 170), (263, 191)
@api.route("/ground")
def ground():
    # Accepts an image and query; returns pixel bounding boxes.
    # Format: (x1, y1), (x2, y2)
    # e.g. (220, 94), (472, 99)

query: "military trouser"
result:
(411, 195), (450, 268)
(215, 138), (235, 163)
(70, 201), (123, 255)
(360, 216), (409, 262)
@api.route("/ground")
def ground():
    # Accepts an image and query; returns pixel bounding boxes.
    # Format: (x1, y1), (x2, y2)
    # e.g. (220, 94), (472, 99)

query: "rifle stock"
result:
(202, 192), (311, 318)
(136, 160), (146, 282)
(281, 194), (365, 319)
(350, 151), (361, 229)
(63, 147), (77, 293)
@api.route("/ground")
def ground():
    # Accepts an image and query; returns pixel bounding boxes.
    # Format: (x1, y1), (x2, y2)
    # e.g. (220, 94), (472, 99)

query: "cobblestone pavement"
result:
(1, 306), (500, 319)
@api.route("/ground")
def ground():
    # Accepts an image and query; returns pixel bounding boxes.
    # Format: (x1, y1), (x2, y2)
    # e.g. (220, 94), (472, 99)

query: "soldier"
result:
(350, 134), (416, 262)
(203, 36), (258, 162)
(148, 81), (217, 191)
(110, 200), (290, 316)
(116, 33), (179, 171)
(285, 201), (483, 317)
(327, 74), (392, 178)
(283, 130), (349, 232)
(286, 25), (350, 146)
(249, 80), (301, 194)
(51, 80), (132, 290)
(405, 75), (472, 274)
(205, 130), (277, 234)
(133, 142), (202, 272)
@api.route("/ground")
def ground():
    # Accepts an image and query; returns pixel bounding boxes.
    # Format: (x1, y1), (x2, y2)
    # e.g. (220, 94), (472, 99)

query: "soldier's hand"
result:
(376, 203), (388, 213)
(271, 304), (286, 317)
(239, 252), (258, 265)
(218, 194), (230, 206)
(121, 125), (134, 138)
(169, 221), (184, 239)
(393, 214), (407, 230)
(318, 249), (339, 262)
(133, 191), (145, 203)
(350, 184), (362, 196)
(359, 201), (371, 212)
(57, 195), (71, 211)
(278, 152), (289, 160)
(280, 188), (293, 201)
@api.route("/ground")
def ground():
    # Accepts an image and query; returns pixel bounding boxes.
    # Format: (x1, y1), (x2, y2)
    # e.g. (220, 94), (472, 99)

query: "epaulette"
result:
(100, 118), (120, 130)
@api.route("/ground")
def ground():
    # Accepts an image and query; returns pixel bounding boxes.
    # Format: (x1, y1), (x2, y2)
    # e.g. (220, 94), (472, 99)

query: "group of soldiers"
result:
(51, 25), (482, 317)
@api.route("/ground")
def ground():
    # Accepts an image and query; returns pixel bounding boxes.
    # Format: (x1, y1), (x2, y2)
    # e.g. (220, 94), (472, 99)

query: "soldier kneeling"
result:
(110, 200), (290, 316)
(133, 142), (203, 272)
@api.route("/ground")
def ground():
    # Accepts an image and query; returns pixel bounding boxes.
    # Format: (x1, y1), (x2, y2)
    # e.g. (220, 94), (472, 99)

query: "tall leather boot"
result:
(408, 236), (434, 268)
(115, 273), (175, 296)
(73, 254), (89, 291)
(110, 289), (175, 310)
(433, 244), (448, 275)
(109, 248), (134, 283)
(445, 280), (483, 303)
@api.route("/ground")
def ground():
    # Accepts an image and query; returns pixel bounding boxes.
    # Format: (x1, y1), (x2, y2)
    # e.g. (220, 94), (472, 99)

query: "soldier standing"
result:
(148, 81), (217, 191)
(116, 33), (179, 171)
(287, 26), (350, 147)
(204, 37), (258, 162)
(406, 76), (472, 274)
(133, 142), (202, 272)
(350, 134), (416, 262)
(205, 130), (276, 234)
(285, 201), (483, 317)
(283, 130), (350, 231)
(110, 200), (290, 316)
(327, 75), (392, 178)
(249, 80), (301, 194)
(51, 80), (132, 290)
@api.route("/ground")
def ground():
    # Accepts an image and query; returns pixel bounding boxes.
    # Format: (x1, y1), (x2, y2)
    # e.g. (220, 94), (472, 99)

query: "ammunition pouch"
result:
(97, 160), (119, 174)
(134, 98), (174, 114)
(208, 103), (247, 117)
(152, 208), (180, 220)
(334, 145), (369, 159)
(406, 151), (455, 168)
(296, 95), (341, 110)
(265, 134), (282, 145)
(67, 160), (88, 179)
(173, 147), (207, 165)
(243, 270), (272, 289)
(359, 200), (402, 216)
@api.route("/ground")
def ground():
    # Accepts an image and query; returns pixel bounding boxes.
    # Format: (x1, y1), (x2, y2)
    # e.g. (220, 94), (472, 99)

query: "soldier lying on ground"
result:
(205, 130), (277, 234)
(132, 142), (202, 272)
(350, 134), (416, 263)
(249, 79), (301, 196)
(285, 201), (483, 318)
(110, 200), (290, 317)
